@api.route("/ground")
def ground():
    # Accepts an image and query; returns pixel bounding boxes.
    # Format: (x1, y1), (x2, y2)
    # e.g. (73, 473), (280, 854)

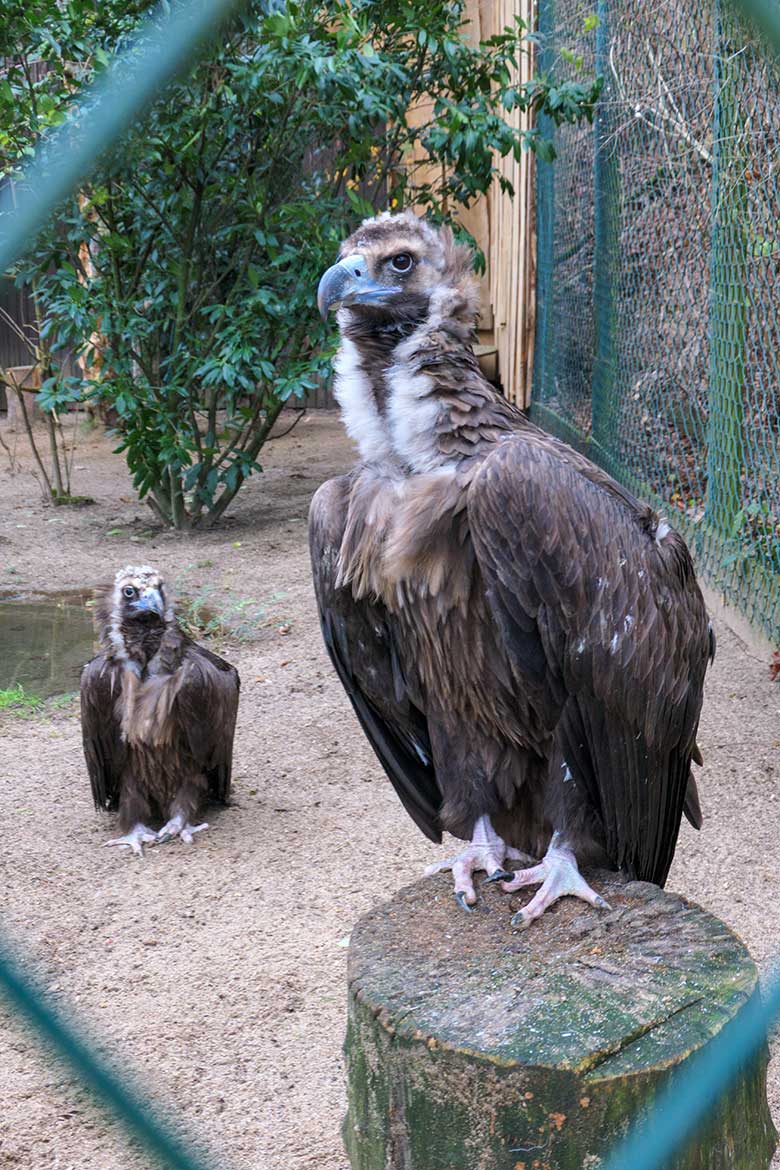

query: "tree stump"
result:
(344, 872), (777, 1170)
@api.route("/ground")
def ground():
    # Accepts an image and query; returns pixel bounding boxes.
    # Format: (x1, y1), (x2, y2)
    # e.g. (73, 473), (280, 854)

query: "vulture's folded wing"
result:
(469, 437), (711, 885)
(80, 653), (126, 811)
(175, 644), (240, 803)
(310, 476), (442, 843)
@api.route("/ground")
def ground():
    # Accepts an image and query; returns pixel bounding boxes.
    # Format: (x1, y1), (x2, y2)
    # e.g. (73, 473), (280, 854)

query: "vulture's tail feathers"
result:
(683, 771), (703, 830)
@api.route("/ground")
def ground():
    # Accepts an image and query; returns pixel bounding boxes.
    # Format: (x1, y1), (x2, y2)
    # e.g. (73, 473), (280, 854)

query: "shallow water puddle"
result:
(0, 590), (96, 698)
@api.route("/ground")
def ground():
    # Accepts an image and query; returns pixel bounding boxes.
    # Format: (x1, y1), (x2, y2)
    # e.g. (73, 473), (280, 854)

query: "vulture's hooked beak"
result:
(132, 587), (165, 617)
(317, 255), (393, 319)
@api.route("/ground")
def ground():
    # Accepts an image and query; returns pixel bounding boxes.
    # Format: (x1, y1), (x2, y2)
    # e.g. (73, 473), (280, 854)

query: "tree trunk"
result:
(344, 872), (777, 1170)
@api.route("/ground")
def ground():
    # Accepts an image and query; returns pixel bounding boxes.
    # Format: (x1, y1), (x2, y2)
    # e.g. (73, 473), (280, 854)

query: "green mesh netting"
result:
(532, 0), (780, 644)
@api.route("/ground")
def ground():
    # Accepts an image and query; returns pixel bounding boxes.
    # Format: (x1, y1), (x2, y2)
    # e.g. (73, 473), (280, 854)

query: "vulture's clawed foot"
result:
(104, 824), (158, 858)
(424, 815), (521, 912)
(502, 835), (610, 929)
(156, 814), (209, 845)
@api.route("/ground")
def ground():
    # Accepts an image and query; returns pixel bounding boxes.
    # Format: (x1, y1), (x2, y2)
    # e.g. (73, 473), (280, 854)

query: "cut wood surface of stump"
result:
(344, 872), (777, 1170)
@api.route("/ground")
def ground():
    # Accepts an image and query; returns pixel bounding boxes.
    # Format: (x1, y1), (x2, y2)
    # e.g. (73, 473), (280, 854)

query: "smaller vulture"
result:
(80, 565), (240, 856)
(310, 211), (713, 929)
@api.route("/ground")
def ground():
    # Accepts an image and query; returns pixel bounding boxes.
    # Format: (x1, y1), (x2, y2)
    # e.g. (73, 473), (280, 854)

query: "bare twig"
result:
(8, 384), (52, 499)
(0, 422), (20, 474)
(0, 306), (37, 356)
(267, 407), (307, 440)
(607, 38), (713, 165)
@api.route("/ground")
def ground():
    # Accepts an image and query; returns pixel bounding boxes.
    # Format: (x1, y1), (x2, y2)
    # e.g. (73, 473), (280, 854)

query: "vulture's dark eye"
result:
(123, 585), (136, 599)
(390, 252), (413, 273)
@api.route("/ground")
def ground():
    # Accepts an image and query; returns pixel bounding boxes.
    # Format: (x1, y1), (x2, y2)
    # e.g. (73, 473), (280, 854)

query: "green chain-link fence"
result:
(1, 2), (779, 1168)
(533, 0), (780, 645)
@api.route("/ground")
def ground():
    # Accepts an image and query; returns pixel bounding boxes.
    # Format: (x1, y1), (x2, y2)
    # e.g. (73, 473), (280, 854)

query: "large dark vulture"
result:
(80, 565), (240, 856)
(310, 212), (713, 928)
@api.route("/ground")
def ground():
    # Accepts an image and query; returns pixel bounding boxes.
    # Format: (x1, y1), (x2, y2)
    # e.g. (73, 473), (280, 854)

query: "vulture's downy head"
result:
(318, 211), (478, 337)
(99, 565), (175, 667)
(317, 211), (508, 474)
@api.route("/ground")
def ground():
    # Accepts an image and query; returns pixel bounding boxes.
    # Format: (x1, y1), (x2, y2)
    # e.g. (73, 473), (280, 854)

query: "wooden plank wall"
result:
(466, 0), (537, 408)
(0, 279), (37, 413)
(404, 0), (537, 407)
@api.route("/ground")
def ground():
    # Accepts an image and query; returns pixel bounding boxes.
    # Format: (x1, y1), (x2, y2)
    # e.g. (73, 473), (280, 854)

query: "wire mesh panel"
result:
(534, 0), (598, 447)
(709, 3), (780, 625)
(532, 0), (780, 642)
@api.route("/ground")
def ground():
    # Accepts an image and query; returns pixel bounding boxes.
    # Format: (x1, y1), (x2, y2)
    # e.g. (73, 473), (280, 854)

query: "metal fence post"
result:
(532, 0), (556, 406)
(591, 0), (620, 459)
(705, 0), (747, 539)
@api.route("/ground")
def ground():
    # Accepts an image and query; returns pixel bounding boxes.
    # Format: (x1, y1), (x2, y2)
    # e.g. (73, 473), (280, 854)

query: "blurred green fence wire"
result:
(0, 0), (779, 1167)
(602, 975), (780, 1170)
(533, 0), (780, 645)
(0, 12), (244, 1168)
(0, 0), (247, 274)
(0, 944), (219, 1170)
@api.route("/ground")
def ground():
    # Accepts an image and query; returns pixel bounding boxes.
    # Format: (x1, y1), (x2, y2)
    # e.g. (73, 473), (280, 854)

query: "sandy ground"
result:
(0, 412), (779, 1170)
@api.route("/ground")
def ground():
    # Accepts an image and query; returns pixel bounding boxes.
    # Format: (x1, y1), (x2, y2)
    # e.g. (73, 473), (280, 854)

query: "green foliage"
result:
(723, 498), (780, 575)
(177, 589), (262, 643)
(0, 684), (44, 715)
(176, 585), (286, 642)
(0, 2), (147, 162)
(0, 2), (148, 502)
(2, 0), (601, 528)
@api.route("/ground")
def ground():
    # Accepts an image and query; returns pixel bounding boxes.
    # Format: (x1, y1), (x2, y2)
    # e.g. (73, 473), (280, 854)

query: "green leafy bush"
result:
(0, 684), (44, 716)
(3, 0), (601, 528)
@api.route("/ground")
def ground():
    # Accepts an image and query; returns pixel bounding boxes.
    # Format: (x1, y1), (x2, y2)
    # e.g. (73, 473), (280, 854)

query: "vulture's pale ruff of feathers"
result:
(80, 566), (239, 856)
(309, 212), (712, 927)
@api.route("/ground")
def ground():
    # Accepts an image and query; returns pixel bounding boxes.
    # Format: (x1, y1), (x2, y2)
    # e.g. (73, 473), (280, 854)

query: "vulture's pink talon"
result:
(157, 816), (209, 845)
(425, 815), (515, 908)
(506, 833), (609, 928)
(103, 824), (157, 857)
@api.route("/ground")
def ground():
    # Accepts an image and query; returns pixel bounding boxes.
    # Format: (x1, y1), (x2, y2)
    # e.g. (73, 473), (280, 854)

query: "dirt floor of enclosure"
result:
(0, 412), (779, 1170)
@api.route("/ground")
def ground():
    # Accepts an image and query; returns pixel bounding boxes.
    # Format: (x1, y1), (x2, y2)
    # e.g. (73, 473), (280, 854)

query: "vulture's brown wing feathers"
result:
(174, 643), (240, 803)
(80, 653), (126, 811)
(310, 477), (442, 842)
(469, 437), (710, 885)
